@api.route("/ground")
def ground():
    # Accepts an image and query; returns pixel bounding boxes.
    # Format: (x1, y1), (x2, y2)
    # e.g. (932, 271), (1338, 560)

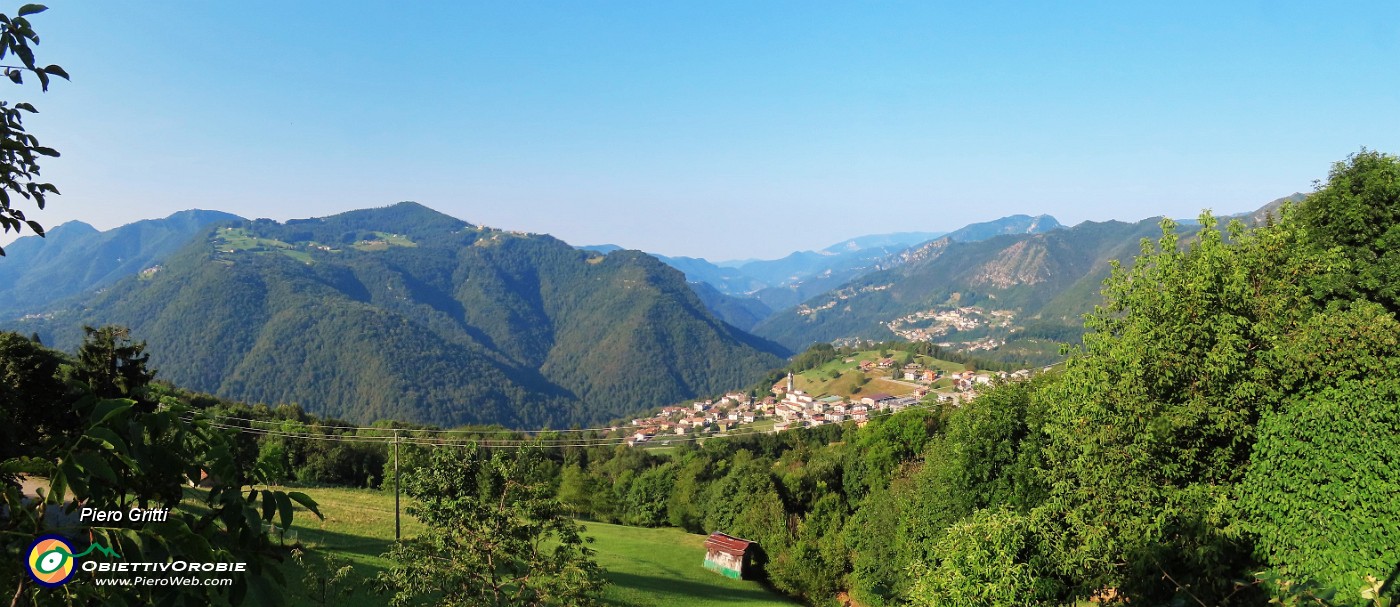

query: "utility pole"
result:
(394, 428), (401, 541)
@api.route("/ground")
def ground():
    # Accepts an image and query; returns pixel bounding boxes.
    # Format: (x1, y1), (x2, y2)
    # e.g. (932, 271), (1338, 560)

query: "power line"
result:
(196, 411), (648, 435)
(191, 417), (639, 448)
(184, 398), (949, 450)
(191, 359), (1055, 439)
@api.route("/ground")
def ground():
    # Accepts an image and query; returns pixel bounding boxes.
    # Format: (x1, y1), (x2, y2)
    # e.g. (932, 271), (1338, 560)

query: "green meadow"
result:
(186, 485), (794, 606)
(791, 348), (963, 398)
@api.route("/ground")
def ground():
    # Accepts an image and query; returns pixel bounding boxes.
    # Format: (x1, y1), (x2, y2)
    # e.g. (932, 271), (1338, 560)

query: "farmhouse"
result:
(703, 532), (756, 580)
(860, 393), (894, 408)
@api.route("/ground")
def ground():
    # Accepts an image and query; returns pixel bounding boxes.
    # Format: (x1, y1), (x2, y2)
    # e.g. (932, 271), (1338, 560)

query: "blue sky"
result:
(5, 1), (1398, 259)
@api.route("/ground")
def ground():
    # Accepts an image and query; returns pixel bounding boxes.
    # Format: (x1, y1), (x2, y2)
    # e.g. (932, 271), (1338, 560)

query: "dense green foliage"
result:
(1296, 149), (1400, 313)
(16, 202), (787, 428)
(1235, 296), (1400, 601)
(197, 400), (394, 489)
(907, 151), (1400, 605)
(0, 331), (78, 462)
(1240, 378), (1400, 598)
(0, 328), (322, 606)
(908, 508), (1059, 607)
(376, 445), (608, 607)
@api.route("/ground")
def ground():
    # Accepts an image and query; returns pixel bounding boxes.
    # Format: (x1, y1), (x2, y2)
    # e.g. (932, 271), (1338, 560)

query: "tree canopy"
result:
(377, 445), (608, 607)
(907, 151), (1400, 605)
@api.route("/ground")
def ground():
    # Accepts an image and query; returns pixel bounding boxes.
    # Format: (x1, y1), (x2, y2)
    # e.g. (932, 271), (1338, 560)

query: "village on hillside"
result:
(621, 352), (1038, 446)
(884, 305), (1020, 352)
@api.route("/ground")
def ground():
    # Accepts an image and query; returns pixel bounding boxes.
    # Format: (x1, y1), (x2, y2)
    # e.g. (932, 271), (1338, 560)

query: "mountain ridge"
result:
(750, 198), (1296, 363)
(0, 209), (244, 313)
(11, 202), (786, 428)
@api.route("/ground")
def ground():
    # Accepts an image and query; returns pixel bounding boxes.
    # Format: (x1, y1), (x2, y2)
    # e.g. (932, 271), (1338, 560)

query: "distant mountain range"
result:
(2, 197), (1300, 424)
(747, 201), (1300, 363)
(0, 210), (242, 313)
(750, 218), (1166, 362)
(8, 203), (785, 428)
(584, 213), (1064, 323)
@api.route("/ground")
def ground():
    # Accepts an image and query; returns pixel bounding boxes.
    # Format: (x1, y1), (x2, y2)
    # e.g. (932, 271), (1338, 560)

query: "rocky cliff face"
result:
(972, 240), (1051, 288)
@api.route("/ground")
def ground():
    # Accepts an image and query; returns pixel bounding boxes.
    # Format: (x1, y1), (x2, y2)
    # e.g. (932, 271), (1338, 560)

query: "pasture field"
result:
(790, 349), (964, 399)
(182, 485), (794, 606)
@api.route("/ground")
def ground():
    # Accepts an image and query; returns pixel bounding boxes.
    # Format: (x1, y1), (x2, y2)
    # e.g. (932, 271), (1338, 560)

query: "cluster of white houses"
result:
(769, 388), (922, 431)
(623, 376), (930, 445)
(622, 359), (1040, 445)
(626, 392), (767, 445)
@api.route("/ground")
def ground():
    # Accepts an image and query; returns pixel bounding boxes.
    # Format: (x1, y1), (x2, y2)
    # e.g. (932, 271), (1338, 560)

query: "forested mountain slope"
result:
(738, 215), (1063, 312)
(13, 202), (786, 428)
(0, 209), (243, 312)
(753, 218), (1167, 360)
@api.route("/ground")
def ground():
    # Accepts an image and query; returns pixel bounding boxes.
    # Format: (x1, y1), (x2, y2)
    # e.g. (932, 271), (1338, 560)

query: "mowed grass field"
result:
(789, 348), (971, 400)
(185, 485), (794, 606)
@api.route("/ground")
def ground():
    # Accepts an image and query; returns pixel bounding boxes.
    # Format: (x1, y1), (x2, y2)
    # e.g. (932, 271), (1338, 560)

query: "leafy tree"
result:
(1032, 213), (1324, 603)
(294, 439), (386, 488)
(1239, 378), (1400, 605)
(667, 454), (712, 532)
(623, 463), (674, 527)
(772, 493), (849, 599)
(0, 330), (78, 462)
(927, 377), (1047, 516)
(256, 437), (292, 483)
(1236, 301), (1400, 603)
(846, 457), (966, 606)
(845, 486), (906, 604)
(1296, 149), (1400, 312)
(908, 508), (1061, 607)
(378, 445), (608, 607)
(842, 408), (940, 499)
(2, 388), (323, 605)
(556, 462), (592, 517)
(773, 440), (844, 514)
(292, 547), (358, 607)
(0, 3), (68, 255)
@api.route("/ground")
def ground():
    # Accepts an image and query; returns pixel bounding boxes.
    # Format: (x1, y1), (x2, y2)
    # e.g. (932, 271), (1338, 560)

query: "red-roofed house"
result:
(703, 532), (756, 579)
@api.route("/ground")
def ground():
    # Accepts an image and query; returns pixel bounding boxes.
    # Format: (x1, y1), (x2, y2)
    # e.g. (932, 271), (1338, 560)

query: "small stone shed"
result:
(702, 532), (755, 580)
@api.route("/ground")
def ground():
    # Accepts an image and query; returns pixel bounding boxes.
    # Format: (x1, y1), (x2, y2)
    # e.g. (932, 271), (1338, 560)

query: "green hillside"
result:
(16, 203), (787, 428)
(0, 209), (244, 312)
(687, 280), (773, 331)
(752, 218), (1168, 362)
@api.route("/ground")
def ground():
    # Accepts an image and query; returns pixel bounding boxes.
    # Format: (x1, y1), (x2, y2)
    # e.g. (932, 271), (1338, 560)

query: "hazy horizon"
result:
(0, 193), (1297, 263)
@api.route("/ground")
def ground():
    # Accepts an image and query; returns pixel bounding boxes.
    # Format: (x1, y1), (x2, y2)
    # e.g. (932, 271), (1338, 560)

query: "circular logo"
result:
(26, 535), (76, 587)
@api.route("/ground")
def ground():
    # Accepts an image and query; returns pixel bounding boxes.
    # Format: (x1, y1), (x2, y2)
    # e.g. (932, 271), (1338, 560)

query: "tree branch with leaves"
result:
(0, 3), (68, 256)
